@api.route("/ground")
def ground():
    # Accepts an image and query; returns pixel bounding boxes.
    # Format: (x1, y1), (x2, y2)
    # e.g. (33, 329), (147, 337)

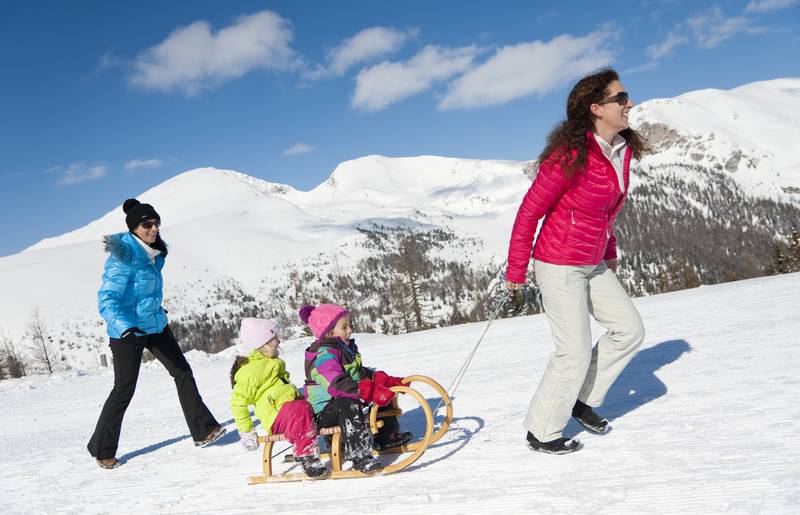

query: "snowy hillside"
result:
(1, 157), (527, 368)
(1, 273), (798, 513)
(630, 77), (800, 201)
(1, 78), (799, 370)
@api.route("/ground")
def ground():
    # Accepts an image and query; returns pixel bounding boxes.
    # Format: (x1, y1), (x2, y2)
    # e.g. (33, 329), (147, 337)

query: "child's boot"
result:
(374, 431), (412, 451)
(296, 455), (329, 478)
(352, 455), (383, 474)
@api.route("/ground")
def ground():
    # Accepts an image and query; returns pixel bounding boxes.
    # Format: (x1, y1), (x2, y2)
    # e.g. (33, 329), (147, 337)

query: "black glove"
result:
(121, 327), (146, 344)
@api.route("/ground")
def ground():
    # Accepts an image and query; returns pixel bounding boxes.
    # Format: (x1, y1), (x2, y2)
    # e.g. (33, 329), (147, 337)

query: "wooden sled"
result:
(247, 375), (452, 484)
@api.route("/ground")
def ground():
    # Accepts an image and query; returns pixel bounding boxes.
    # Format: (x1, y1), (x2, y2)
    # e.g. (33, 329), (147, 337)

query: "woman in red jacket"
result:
(506, 68), (647, 454)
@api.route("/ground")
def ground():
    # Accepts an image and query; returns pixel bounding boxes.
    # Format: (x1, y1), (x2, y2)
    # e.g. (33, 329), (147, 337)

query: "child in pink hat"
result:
(300, 304), (412, 473)
(230, 318), (327, 478)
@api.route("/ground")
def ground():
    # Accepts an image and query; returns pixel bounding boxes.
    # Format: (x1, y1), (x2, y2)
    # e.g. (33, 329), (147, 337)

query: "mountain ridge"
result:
(2, 77), (799, 370)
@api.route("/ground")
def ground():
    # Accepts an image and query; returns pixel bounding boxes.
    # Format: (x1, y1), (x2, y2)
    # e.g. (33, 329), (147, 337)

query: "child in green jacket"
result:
(230, 318), (326, 478)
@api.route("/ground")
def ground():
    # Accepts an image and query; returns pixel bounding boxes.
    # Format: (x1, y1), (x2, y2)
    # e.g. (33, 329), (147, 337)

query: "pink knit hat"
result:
(299, 304), (349, 339)
(239, 318), (279, 352)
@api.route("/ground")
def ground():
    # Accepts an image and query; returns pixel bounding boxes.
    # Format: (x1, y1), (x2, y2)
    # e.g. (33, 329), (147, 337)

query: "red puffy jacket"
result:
(506, 132), (631, 283)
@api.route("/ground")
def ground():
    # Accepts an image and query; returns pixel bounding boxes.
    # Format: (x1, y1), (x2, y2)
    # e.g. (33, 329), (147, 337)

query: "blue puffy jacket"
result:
(98, 232), (169, 338)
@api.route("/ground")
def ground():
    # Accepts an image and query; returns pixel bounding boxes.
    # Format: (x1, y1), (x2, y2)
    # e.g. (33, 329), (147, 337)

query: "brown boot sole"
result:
(96, 458), (121, 469)
(195, 427), (227, 447)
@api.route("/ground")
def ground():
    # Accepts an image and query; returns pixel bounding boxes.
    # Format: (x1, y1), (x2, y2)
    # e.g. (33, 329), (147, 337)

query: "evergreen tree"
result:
(2, 334), (27, 379)
(768, 230), (800, 274)
(786, 231), (800, 272)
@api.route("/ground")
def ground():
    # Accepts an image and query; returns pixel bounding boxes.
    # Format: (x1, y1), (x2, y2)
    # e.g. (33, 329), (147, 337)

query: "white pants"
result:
(524, 260), (645, 442)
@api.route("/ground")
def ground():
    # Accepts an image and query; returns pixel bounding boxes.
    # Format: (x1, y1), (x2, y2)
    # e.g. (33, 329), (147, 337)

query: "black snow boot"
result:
(526, 432), (583, 454)
(352, 455), (384, 474)
(374, 431), (412, 451)
(572, 400), (611, 434)
(296, 455), (329, 478)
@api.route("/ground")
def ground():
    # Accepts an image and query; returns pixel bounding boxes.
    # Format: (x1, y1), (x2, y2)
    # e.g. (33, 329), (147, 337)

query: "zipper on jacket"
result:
(571, 209), (575, 225)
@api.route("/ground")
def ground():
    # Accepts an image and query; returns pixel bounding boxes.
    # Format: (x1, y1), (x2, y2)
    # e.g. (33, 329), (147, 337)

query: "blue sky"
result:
(1, 0), (799, 256)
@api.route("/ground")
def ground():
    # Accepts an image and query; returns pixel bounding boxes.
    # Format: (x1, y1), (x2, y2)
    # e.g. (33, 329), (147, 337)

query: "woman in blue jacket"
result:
(87, 198), (225, 469)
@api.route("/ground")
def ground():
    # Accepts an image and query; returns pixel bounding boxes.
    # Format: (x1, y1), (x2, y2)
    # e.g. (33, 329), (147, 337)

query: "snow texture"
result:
(1, 272), (798, 513)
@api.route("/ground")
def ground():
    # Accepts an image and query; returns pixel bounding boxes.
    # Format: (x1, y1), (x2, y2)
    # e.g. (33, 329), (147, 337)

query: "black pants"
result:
(87, 326), (219, 459)
(316, 397), (374, 462)
(315, 398), (401, 460)
(374, 405), (400, 443)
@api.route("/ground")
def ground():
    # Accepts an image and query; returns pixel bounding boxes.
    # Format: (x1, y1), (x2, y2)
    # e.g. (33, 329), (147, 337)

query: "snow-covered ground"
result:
(1, 272), (798, 513)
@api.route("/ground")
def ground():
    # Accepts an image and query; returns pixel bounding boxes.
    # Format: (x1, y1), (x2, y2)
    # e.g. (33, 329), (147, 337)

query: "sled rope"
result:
(270, 426), (342, 459)
(272, 444), (292, 459)
(432, 260), (510, 415)
(271, 260), (512, 458)
(432, 291), (508, 415)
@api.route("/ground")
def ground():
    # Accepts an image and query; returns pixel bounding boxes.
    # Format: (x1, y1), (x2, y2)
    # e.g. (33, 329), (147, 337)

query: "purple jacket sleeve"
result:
(316, 348), (359, 400)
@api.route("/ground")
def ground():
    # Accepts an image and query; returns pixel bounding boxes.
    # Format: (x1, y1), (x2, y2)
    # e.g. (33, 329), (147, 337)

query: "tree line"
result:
(4, 163), (800, 377)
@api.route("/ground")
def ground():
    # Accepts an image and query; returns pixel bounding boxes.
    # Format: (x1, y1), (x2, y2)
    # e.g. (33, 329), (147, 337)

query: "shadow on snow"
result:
(564, 338), (691, 438)
(118, 417), (239, 464)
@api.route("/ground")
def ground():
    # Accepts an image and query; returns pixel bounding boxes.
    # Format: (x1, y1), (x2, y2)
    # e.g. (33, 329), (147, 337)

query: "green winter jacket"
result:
(230, 351), (302, 434)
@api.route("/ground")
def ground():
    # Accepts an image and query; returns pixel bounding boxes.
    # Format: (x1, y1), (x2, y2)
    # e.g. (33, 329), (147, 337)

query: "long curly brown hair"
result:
(537, 67), (648, 178)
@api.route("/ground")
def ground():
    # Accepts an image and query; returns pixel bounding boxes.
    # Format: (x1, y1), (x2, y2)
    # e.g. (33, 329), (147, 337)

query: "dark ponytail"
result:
(230, 355), (249, 388)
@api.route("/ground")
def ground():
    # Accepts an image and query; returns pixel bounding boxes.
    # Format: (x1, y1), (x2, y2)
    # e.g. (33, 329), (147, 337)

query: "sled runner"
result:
(247, 375), (452, 484)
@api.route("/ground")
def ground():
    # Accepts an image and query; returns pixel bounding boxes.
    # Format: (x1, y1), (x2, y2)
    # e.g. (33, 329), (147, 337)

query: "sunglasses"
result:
(139, 220), (161, 230)
(598, 91), (630, 106)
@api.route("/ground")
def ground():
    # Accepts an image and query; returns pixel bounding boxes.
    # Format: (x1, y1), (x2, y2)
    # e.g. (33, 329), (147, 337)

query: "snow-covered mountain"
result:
(617, 78), (800, 296)
(25, 156), (525, 283)
(1, 157), (528, 369)
(1, 78), (799, 371)
(631, 78), (800, 201)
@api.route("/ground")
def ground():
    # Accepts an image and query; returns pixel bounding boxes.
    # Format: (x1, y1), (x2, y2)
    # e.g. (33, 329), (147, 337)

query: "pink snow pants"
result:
(270, 399), (319, 457)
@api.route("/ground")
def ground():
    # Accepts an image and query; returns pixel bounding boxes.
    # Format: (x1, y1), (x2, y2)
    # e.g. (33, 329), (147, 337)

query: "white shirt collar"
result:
(593, 133), (627, 156)
(133, 234), (161, 262)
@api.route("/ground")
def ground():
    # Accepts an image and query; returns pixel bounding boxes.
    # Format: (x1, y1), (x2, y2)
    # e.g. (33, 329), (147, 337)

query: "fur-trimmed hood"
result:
(102, 232), (168, 261)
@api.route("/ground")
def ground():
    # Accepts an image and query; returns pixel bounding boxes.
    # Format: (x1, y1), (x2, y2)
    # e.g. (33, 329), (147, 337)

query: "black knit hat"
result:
(123, 198), (160, 232)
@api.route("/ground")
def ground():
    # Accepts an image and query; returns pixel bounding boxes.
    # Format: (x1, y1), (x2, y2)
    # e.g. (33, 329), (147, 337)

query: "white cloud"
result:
(307, 27), (415, 80)
(623, 61), (660, 75)
(130, 10), (299, 95)
(124, 159), (163, 171)
(641, 6), (764, 68)
(282, 143), (314, 156)
(745, 0), (798, 13)
(86, 51), (125, 81)
(352, 45), (480, 112)
(439, 29), (616, 110)
(686, 7), (762, 48)
(47, 162), (108, 186)
(646, 32), (689, 60)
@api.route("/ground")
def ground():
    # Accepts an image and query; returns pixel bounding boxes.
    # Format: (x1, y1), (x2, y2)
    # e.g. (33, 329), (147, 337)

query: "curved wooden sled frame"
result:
(247, 383), (439, 484)
(373, 375), (453, 450)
